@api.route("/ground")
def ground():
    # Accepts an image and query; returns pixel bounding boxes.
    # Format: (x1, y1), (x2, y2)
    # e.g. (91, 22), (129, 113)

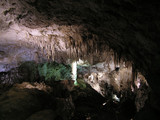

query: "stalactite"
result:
(114, 52), (119, 68)
(50, 39), (55, 61)
(69, 45), (71, 60)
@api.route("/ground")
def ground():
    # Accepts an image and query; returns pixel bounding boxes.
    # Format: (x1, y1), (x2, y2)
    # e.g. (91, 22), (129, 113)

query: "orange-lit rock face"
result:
(83, 61), (150, 111)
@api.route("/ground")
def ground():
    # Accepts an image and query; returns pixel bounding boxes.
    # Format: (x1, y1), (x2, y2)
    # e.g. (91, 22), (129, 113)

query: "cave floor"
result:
(0, 81), (137, 120)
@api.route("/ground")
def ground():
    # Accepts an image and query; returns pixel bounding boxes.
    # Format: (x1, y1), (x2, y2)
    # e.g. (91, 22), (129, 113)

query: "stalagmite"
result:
(71, 60), (77, 85)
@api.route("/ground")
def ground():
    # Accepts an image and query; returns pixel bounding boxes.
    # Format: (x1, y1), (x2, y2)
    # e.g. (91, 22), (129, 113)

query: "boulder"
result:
(26, 109), (56, 120)
(0, 82), (52, 120)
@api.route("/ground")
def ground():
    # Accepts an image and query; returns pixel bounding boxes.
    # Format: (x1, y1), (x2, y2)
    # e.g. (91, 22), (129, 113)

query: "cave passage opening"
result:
(0, 25), (151, 120)
(0, 41), (151, 120)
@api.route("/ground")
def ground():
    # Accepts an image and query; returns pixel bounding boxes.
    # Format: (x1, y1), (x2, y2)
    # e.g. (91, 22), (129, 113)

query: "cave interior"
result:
(0, 0), (160, 120)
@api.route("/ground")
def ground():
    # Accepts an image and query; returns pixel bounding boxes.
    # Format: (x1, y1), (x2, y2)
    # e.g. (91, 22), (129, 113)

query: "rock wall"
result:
(82, 62), (150, 112)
